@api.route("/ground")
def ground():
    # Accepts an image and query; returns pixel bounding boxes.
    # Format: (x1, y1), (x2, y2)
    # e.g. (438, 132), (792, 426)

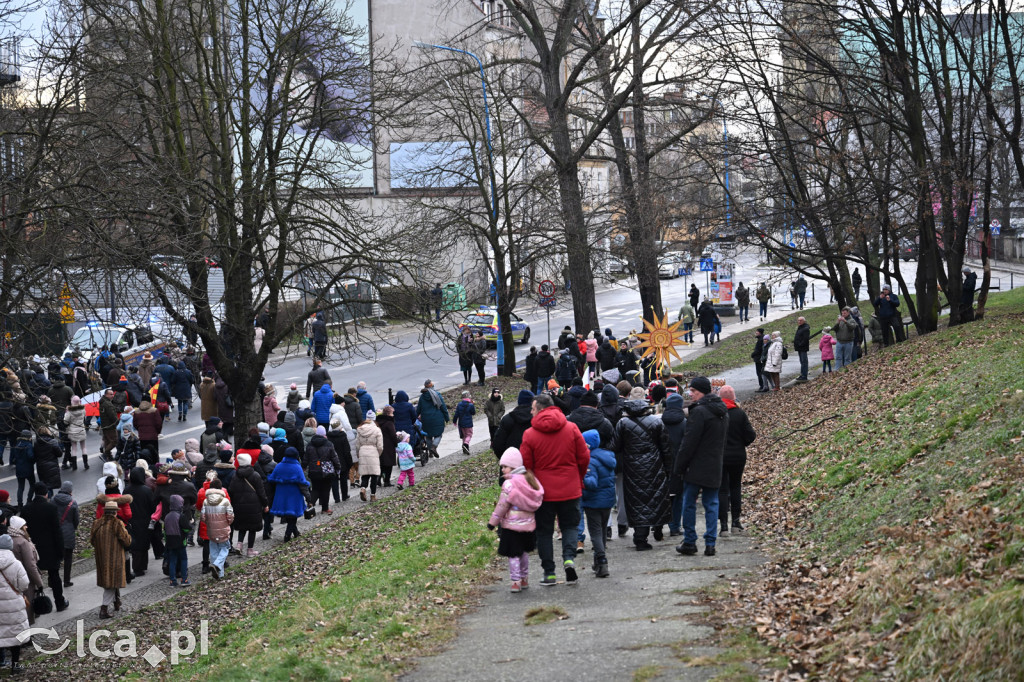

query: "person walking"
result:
(90, 500), (132, 619)
(355, 381), (375, 416)
(310, 382), (334, 429)
(488, 448), (544, 593)
(491, 391), (535, 465)
(457, 331), (474, 386)
(10, 431), (35, 509)
(311, 313), (328, 360)
(756, 282), (771, 321)
(472, 332), (488, 385)
(794, 316), (811, 382)
(794, 275), (807, 310)
(304, 426), (340, 513)
(673, 377), (728, 557)
(716, 386), (756, 536)
(21, 482), (69, 611)
(0, 533), (30, 672)
(377, 406), (397, 487)
(763, 332), (784, 391)
(688, 283), (700, 309)
(519, 393), (590, 587)
(523, 347), (538, 391)
(228, 454), (268, 557)
(98, 389), (118, 461)
(133, 400), (162, 463)
(268, 447), (310, 542)
(305, 359), (332, 400)
(52, 482), (79, 588)
(484, 388), (505, 442)
(751, 328), (768, 392)
(534, 345), (556, 393)
(356, 411), (384, 502)
(262, 385), (281, 425)
(163, 494), (191, 586)
(395, 432), (416, 489)
(199, 480), (234, 579)
(735, 282), (750, 322)
(851, 267), (862, 299)
(453, 392), (476, 456)
(416, 380), (449, 453)
(580, 430), (616, 577)
(124, 467), (155, 577)
(676, 301), (695, 344)
(697, 298), (719, 347)
(171, 361), (194, 422)
(833, 307), (857, 370)
(614, 395), (672, 550)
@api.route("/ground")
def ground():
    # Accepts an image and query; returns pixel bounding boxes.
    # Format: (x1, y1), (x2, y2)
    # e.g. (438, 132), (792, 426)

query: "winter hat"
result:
(283, 446), (300, 460)
(397, 431), (410, 443)
(104, 500), (119, 512)
(0, 491), (8, 503)
(60, 481), (74, 494)
(298, 400), (311, 410)
(257, 422), (270, 433)
(499, 447), (523, 469)
(546, 379), (559, 390)
(0, 535), (12, 551)
(284, 412), (296, 426)
(517, 390), (534, 406)
(689, 376), (713, 395)
(365, 410), (376, 421)
(71, 395), (82, 406)
(290, 383), (297, 390)
(236, 453), (252, 467)
(135, 459), (153, 478)
(628, 386), (646, 400)
(719, 385), (737, 401)
(580, 391), (599, 407)
(823, 326), (832, 334)
(272, 428), (287, 441)
(33, 482), (49, 497)
(563, 326), (572, 333)
(167, 461), (190, 476)
(665, 393), (684, 409)
(8, 516), (25, 531)
(315, 426), (326, 437)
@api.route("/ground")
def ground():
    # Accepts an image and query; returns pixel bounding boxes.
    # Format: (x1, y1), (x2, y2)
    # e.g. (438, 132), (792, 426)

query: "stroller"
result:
(412, 419), (437, 467)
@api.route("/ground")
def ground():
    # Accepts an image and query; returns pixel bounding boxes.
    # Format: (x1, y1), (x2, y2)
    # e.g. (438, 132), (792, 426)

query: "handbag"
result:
(32, 590), (53, 615)
(781, 345), (789, 360)
(1, 568), (30, 613)
(304, 502), (317, 520)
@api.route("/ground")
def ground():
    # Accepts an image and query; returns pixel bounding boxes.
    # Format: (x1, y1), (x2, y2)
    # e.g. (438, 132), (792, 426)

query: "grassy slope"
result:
(716, 287), (1024, 680)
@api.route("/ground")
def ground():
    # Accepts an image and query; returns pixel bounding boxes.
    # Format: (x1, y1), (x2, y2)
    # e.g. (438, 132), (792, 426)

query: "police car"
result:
(458, 306), (531, 344)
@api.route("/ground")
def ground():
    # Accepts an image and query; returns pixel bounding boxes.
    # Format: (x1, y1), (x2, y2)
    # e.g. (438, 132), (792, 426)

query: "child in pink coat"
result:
(819, 327), (836, 373)
(488, 448), (545, 593)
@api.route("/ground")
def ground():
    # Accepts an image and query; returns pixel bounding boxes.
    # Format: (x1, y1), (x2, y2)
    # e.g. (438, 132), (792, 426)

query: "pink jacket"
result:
(819, 334), (836, 360)
(489, 473), (545, 533)
(585, 339), (598, 362)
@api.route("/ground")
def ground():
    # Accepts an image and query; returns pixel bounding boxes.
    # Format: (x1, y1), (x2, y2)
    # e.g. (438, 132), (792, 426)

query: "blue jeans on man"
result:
(682, 483), (720, 548)
(683, 322), (693, 343)
(536, 376), (551, 393)
(835, 341), (854, 369)
(759, 301), (768, 318)
(798, 350), (808, 380)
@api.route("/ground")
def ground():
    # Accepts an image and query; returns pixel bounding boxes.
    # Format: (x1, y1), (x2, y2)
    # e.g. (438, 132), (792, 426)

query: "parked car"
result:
(457, 306), (531, 344)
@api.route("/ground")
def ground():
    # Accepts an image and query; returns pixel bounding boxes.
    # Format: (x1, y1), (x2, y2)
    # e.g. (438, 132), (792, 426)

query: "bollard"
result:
(1012, 272), (1015, 289)
(811, 283), (815, 301)
(388, 388), (394, 406)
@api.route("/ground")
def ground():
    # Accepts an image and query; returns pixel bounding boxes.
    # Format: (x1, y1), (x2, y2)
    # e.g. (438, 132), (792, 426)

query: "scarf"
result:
(425, 388), (443, 410)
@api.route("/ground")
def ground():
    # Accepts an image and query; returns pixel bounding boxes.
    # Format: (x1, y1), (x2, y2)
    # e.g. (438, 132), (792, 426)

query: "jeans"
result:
(584, 507), (611, 561)
(177, 399), (190, 418)
(798, 292), (806, 309)
(209, 540), (230, 571)
(535, 498), (581, 575)
(798, 350), (809, 379)
(738, 305), (749, 321)
(681, 483), (720, 547)
(166, 545), (187, 582)
(668, 495), (683, 533)
(16, 474), (35, 508)
(836, 342), (854, 369)
(718, 459), (745, 527)
(759, 301), (768, 318)
(683, 322), (693, 343)
(536, 376), (551, 393)
(577, 499), (586, 542)
(755, 361), (766, 390)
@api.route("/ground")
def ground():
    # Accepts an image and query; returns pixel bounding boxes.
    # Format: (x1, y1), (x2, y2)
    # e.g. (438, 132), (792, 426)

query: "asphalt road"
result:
(18, 245), (792, 504)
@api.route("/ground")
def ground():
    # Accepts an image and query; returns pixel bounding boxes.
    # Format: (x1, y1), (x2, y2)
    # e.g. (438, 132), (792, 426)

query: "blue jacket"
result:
(171, 362), (194, 401)
(11, 438), (35, 480)
(356, 389), (375, 417)
(453, 399), (476, 428)
(392, 391), (419, 446)
(268, 455), (309, 518)
(311, 384), (334, 424)
(581, 430), (617, 509)
(875, 292), (901, 319)
(154, 361), (175, 386)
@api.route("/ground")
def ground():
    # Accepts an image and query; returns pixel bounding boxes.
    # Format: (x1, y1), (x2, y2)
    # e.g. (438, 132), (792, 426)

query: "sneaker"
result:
(462, 443), (470, 455)
(11, 662), (24, 672)
(705, 545), (716, 557)
(720, 525), (729, 536)
(540, 574), (558, 587)
(180, 579), (191, 586)
(669, 529), (682, 537)
(510, 581), (522, 593)
(396, 484), (403, 490)
(211, 565), (221, 580)
(246, 548), (260, 558)
(169, 580), (178, 587)
(635, 541), (653, 551)
(652, 527), (664, 541)
(576, 541), (585, 554)
(520, 576), (528, 589)
(676, 542), (698, 556)
(732, 522), (744, 533)
(564, 560), (578, 585)
(604, 526), (612, 541)
(596, 561), (609, 578)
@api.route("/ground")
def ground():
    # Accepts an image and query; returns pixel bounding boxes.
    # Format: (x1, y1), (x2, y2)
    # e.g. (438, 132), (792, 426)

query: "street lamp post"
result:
(413, 41), (504, 369)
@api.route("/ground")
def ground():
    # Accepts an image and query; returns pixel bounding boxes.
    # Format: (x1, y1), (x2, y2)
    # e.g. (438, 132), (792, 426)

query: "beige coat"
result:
(0, 550), (29, 647)
(356, 422), (384, 476)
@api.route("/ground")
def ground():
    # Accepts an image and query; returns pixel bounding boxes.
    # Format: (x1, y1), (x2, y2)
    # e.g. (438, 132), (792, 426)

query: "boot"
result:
(370, 494), (376, 502)
(82, 455), (90, 470)
(114, 596), (122, 611)
(99, 605), (113, 619)
(596, 558), (609, 578)
(70, 456), (77, 471)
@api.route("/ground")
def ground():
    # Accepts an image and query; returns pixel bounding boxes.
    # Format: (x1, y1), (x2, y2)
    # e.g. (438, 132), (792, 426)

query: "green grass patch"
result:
(632, 664), (665, 681)
(524, 605), (569, 626)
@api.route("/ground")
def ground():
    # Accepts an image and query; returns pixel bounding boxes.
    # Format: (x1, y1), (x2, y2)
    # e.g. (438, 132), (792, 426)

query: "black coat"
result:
(21, 495), (64, 569)
(524, 352), (538, 385)
(228, 466), (268, 531)
(674, 394), (728, 488)
(303, 435), (341, 480)
(491, 404), (533, 457)
(125, 468), (156, 552)
(614, 400), (672, 528)
(794, 323), (811, 352)
(157, 476), (199, 519)
(697, 302), (718, 334)
(961, 271), (978, 305)
(599, 385), (623, 425)
(661, 402), (687, 480)
(326, 429), (353, 473)
(751, 336), (764, 364)
(171, 366), (194, 401)
(597, 342), (617, 371)
(724, 405), (757, 465)
(534, 351), (556, 378)
(567, 406), (614, 449)
(34, 434), (63, 490)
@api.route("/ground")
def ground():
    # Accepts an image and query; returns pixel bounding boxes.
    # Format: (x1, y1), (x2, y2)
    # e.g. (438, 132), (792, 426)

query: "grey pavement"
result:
(404, 521), (763, 682)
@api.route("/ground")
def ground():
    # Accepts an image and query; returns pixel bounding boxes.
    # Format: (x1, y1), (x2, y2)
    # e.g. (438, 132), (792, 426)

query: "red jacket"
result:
(520, 406), (590, 502)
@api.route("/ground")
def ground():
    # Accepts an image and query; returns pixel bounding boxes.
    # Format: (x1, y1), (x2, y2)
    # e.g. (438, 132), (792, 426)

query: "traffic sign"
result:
(991, 220), (1001, 235)
(538, 279), (555, 297)
(699, 258), (714, 272)
(539, 296), (557, 308)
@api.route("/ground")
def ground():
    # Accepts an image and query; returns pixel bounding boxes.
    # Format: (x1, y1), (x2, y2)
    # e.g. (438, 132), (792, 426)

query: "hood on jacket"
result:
(169, 494), (183, 513)
(694, 393), (729, 417)
(309, 434), (328, 447)
(138, 400), (156, 412)
(621, 399), (652, 418)
(530, 406), (568, 433)
(582, 429), (600, 450)
(317, 384), (333, 397)
(102, 461), (119, 479)
(185, 438), (200, 454)
(601, 384), (620, 406)
(357, 423), (378, 437)
(395, 390), (409, 403)
(205, 489), (225, 505)
(129, 467), (148, 486)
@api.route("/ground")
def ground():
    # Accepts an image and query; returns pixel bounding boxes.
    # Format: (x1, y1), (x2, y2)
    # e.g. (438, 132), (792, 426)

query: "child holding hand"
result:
(488, 448), (544, 593)
(395, 431), (416, 489)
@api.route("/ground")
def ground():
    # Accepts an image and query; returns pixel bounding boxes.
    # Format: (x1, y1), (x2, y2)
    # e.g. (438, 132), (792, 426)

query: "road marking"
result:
(0, 475), (14, 483)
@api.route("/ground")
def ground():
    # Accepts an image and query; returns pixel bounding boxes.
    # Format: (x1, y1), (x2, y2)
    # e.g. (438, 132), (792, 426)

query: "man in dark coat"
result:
(793, 316), (811, 382)
(533, 345), (557, 394)
(228, 455), (268, 556)
(751, 328), (768, 393)
(22, 481), (69, 610)
(696, 299), (719, 347)
(125, 467), (156, 575)
(873, 284), (903, 346)
(674, 376), (728, 557)
(523, 347), (538, 392)
(306, 359), (332, 399)
(716, 386), (756, 536)
(491, 390), (534, 458)
(311, 314), (328, 360)
(171, 361), (194, 422)
(614, 398), (671, 550)
(567, 392), (614, 448)
(661, 393), (686, 536)
(99, 389), (119, 459)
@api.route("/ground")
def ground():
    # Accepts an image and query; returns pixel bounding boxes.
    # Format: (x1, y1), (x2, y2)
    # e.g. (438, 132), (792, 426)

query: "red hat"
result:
(0, 490), (9, 503)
